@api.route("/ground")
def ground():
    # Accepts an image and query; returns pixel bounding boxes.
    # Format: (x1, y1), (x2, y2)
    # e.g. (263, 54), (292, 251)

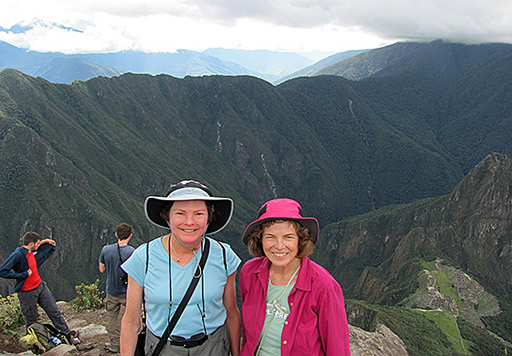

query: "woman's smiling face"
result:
(168, 200), (209, 247)
(261, 220), (299, 268)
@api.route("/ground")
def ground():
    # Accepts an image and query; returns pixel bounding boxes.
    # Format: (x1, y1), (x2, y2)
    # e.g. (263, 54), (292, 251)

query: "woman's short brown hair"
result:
(246, 220), (315, 258)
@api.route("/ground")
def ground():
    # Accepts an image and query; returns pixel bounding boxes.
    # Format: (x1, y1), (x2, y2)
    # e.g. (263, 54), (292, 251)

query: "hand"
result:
(42, 239), (56, 246)
(27, 269), (32, 276)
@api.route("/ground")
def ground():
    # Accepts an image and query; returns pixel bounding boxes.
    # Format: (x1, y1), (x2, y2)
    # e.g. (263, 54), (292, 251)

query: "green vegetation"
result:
(0, 294), (24, 330)
(458, 318), (511, 355)
(348, 300), (511, 355)
(348, 300), (456, 355)
(1, 41), (512, 352)
(376, 306), (457, 355)
(70, 280), (104, 311)
(418, 310), (466, 354)
(420, 259), (460, 301)
(482, 305), (512, 343)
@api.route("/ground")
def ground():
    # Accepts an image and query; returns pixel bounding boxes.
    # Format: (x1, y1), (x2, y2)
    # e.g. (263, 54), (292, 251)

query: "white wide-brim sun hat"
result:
(144, 180), (233, 235)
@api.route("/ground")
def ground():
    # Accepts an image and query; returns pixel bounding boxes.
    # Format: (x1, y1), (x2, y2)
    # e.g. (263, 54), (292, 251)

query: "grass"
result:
(348, 300), (456, 355)
(420, 259), (460, 302)
(417, 310), (467, 355)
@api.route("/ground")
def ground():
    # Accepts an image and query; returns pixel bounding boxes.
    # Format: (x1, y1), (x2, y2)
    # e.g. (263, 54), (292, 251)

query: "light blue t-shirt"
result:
(122, 236), (240, 339)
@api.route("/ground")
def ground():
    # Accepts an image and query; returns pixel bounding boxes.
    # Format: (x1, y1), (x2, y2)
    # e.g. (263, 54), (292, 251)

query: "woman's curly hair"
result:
(246, 220), (315, 258)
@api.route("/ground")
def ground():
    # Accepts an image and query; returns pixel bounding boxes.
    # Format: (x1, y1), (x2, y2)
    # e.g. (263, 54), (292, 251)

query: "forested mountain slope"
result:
(0, 41), (511, 301)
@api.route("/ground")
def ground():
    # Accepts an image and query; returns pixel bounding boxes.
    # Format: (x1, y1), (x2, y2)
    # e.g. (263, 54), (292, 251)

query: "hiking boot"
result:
(66, 329), (80, 345)
(104, 342), (120, 353)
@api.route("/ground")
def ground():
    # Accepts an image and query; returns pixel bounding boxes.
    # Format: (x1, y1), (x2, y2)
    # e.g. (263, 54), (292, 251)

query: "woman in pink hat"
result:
(239, 198), (350, 356)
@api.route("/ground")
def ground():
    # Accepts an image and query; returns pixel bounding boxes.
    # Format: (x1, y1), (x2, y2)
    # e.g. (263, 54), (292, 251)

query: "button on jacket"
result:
(240, 256), (351, 356)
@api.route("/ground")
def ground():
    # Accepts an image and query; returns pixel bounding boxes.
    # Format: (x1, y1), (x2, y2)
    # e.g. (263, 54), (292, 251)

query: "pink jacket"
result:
(240, 256), (351, 356)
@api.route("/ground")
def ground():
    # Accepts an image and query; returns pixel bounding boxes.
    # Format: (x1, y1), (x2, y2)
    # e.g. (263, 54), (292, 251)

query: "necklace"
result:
(169, 234), (181, 262)
(256, 264), (301, 356)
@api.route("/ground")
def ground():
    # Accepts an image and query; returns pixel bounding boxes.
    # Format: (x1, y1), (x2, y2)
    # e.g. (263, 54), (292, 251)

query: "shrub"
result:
(458, 317), (511, 355)
(0, 294), (25, 329)
(70, 279), (104, 311)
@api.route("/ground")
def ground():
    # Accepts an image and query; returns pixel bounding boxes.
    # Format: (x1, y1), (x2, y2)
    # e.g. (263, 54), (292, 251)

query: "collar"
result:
(294, 257), (312, 292)
(254, 256), (313, 292)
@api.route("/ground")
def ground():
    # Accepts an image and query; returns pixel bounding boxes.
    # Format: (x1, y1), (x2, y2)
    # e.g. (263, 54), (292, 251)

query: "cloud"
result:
(0, 0), (511, 53)
(182, 0), (512, 43)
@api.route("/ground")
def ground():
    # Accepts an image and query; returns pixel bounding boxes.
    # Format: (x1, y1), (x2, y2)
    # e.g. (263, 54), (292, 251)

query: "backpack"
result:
(22, 322), (70, 352)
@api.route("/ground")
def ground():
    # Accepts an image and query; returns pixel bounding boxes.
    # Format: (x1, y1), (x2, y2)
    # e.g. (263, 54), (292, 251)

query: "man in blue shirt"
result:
(99, 223), (135, 353)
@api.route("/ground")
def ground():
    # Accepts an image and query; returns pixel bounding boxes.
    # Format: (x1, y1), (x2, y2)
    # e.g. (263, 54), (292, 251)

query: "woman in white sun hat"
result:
(239, 198), (350, 356)
(120, 180), (241, 356)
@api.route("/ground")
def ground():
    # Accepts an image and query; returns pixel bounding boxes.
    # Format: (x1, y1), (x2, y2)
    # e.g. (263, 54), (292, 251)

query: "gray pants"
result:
(145, 323), (230, 356)
(18, 282), (70, 334)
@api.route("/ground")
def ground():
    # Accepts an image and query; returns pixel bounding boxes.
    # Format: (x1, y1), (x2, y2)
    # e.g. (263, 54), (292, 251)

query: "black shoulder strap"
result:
(216, 240), (228, 276)
(151, 238), (211, 356)
(141, 242), (149, 320)
(116, 243), (124, 264)
(145, 242), (149, 274)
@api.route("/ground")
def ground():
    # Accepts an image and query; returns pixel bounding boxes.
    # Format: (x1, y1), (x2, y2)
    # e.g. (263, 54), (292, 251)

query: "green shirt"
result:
(257, 279), (295, 356)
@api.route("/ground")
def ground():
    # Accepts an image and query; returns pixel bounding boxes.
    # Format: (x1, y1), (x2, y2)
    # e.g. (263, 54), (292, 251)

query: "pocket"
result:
(223, 325), (230, 352)
(105, 297), (115, 312)
(200, 324), (230, 355)
(144, 329), (157, 355)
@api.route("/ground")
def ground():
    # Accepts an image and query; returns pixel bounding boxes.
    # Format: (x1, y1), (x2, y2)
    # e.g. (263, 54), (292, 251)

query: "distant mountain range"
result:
(0, 41), (121, 83)
(202, 48), (315, 79)
(1, 40), (512, 354)
(0, 39), (363, 84)
(275, 49), (369, 84)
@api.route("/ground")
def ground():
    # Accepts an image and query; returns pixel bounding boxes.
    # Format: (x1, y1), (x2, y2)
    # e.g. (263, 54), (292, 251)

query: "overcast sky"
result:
(1, 0), (512, 54)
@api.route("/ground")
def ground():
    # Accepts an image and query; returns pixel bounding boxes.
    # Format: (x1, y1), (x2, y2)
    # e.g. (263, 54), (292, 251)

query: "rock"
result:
(80, 349), (102, 356)
(75, 324), (107, 340)
(3, 301), (412, 355)
(42, 344), (79, 356)
(349, 324), (408, 356)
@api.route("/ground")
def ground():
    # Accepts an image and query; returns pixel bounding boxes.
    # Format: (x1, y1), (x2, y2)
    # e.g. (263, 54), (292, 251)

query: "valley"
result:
(1, 40), (512, 354)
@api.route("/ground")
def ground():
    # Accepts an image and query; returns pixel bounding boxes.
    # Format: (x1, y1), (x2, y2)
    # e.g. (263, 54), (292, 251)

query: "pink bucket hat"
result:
(241, 198), (319, 244)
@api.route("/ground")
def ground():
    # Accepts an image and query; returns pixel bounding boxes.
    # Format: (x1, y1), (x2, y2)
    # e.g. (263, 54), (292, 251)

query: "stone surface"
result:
(349, 324), (408, 356)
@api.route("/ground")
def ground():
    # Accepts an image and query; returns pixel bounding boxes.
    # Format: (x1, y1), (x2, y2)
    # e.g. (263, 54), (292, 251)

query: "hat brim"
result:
(145, 195), (233, 234)
(242, 217), (319, 244)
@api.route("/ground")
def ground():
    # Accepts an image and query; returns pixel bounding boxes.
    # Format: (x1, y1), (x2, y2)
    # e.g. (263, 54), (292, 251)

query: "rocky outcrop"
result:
(0, 302), (408, 356)
(0, 302), (110, 356)
(317, 153), (512, 306)
(350, 324), (408, 356)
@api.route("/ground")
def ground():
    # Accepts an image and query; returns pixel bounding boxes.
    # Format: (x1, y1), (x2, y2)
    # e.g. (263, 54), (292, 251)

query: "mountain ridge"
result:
(0, 40), (337, 84)
(2, 40), (512, 354)
(314, 152), (512, 348)
(1, 62), (510, 303)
